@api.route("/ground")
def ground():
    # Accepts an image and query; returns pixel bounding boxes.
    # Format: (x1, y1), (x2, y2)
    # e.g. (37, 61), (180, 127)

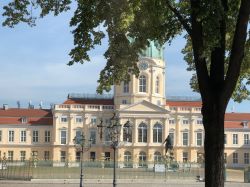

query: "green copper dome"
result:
(140, 41), (164, 60)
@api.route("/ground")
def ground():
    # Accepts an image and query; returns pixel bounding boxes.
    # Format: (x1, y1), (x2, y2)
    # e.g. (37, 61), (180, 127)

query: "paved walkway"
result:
(0, 179), (249, 187)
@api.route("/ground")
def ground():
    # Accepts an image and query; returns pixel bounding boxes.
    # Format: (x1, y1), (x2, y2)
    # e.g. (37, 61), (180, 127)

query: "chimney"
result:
(3, 104), (8, 110)
(17, 101), (20, 109)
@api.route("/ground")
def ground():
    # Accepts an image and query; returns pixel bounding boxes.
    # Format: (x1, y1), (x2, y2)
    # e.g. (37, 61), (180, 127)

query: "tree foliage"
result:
(2, 1), (250, 187)
(2, 0), (249, 97)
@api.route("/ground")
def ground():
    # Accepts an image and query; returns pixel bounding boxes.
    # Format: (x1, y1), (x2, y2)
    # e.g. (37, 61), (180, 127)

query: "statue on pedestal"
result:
(163, 135), (173, 155)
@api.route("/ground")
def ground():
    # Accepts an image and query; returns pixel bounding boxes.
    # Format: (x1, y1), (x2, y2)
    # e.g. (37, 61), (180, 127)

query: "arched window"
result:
(124, 151), (132, 168)
(153, 123), (162, 143)
(139, 75), (146, 92)
(138, 123), (147, 143)
(154, 151), (162, 163)
(123, 81), (129, 93)
(123, 124), (132, 142)
(138, 151), (147, 167)
(155, 76), (160, 93)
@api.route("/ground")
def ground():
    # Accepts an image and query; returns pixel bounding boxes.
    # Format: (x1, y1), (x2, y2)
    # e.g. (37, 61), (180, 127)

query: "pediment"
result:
(119, 100), (169, 114)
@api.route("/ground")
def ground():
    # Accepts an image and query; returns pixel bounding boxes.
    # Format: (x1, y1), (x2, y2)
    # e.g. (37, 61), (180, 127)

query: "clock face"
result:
(138, 61), (149, 70)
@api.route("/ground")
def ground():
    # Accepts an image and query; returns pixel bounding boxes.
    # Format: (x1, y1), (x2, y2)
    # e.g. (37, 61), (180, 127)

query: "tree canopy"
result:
(2, 1), (250, 187)
(3, 0), (248, 97)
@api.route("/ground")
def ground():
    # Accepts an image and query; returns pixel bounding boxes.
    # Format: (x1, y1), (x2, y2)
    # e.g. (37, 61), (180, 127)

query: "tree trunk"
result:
(203, 99), (226, 187)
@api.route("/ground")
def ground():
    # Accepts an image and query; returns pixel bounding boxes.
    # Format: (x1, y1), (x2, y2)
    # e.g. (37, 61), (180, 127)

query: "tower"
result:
(114, 41), (166, 107)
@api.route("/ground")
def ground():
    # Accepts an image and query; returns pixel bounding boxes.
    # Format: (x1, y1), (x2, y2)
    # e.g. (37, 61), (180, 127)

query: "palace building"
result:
(0, 42), (249, 168)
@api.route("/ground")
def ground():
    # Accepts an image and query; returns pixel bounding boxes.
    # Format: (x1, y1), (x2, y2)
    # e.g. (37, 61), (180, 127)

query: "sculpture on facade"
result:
(163, 135), (173, 155)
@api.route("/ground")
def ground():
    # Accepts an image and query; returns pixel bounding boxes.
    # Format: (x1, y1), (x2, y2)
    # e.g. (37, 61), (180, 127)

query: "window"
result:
(21, 117), (27, 123)
(90, 152), (96, 161)
(155, 76), (160, 93)
(138, 123), (147, 143)
(122, 100), (127, 104)
(75, 130), (82, 141)
(20, 151), (26, 162)
(91, 116), (97, 124)
(104, 129), (111, 142)
(20, 130), (26, 142)
(182, 119), (189, 125)
(196, 132), (203, 146)
(154, 152), (162, 163)
(139, 75), (146, 92)
(8, 151), (14, 161)
(61, 116), (68, 123)
(33, 130), (39, 143)
(60, 151), (66, 162)
(233, 134), (238, 145)
(182, 132), (189, 146)
(76, 152), (81, 162)
(0, 130), (2, 141)
(44, 151), (50, 160)
(123, 81), (129, 93)
(153, 123), (162, 143)
(8, 130), (14, 142)
(123, 124), (132, 142)
(196, 119), (203, 125)
(105, 152), (110, 161)
(138, 151), (147, 167)
(45, 130), (50, 143)
(60, 130), (67, 144)
(75, 116), (83, 123)
(183, 152), (188, 162)
(169, 119), (175, 125)
(244, 134), (249, 145)
(90, 130), (96, 144)
(124, 151), (132, 168)
(233, 152), (238, 164)
(244, 153), (249, 164)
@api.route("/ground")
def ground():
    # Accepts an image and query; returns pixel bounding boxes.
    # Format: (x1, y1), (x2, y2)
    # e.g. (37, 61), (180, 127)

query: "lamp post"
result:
(73, 133), (92, 187)
(97, 113), (132, 187)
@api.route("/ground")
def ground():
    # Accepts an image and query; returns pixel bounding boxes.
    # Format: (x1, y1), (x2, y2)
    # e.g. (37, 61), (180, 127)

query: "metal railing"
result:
(0, 160), (204, 181)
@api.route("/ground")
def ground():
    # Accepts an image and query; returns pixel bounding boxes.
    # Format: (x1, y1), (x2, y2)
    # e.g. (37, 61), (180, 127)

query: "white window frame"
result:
(60, 151), (66, 162)
(123, 81), (129, 93)
(139, 75), (147, 93)
(8, 130), (14, 142)
(91, 116), (97, 125)
(244, 153), (249, 164)
(20, 130), (26, 142)
(183, 152), (188, 162)
(44, 151), (50, 160)
(60, 130), (67, 145)
(182, 132), (189, 146)
(233, 134), (238, 145)
(75, 116), (83, 123)
(196, 132), (203, 146)
(45, 130), (51, 143)
(153, 123), (162, 143)
(8, 151), (14, 161)
(32, 130), (39, 143)
(155, 76), (160, 94)
(233, 152), (238, 164)
(196, 119), (203, 125)
(61, 115), (68, 123)
(182, 119), (189, 125)
(169, 118), (175, 125)
(21, 117), (27, 124)
(138, 123), (147, 143)
(244, 134), (249, 145)
(20, 151), (26, 161)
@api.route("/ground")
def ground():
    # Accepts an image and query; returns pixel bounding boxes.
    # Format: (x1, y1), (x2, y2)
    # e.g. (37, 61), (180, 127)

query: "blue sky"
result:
(0, 6), (249, 112)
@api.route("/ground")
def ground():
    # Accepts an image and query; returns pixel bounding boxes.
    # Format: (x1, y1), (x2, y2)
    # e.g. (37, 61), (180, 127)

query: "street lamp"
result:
(97, 113), (132, 187)
(73, 133), (92, 187)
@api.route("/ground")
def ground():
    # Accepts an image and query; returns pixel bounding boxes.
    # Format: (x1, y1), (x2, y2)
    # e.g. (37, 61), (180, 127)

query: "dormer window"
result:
(21, 117), (27, 124)
(243, 121), (248, 128)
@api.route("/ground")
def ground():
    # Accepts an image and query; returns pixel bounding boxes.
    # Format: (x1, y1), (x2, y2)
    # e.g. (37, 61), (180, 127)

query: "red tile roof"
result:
(166, 101), (202, 107)
(224, 121), (245, 129)
(0, 108), (53, 126)
(63, 98), (114, 105)
(225, 113), (250, 121)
